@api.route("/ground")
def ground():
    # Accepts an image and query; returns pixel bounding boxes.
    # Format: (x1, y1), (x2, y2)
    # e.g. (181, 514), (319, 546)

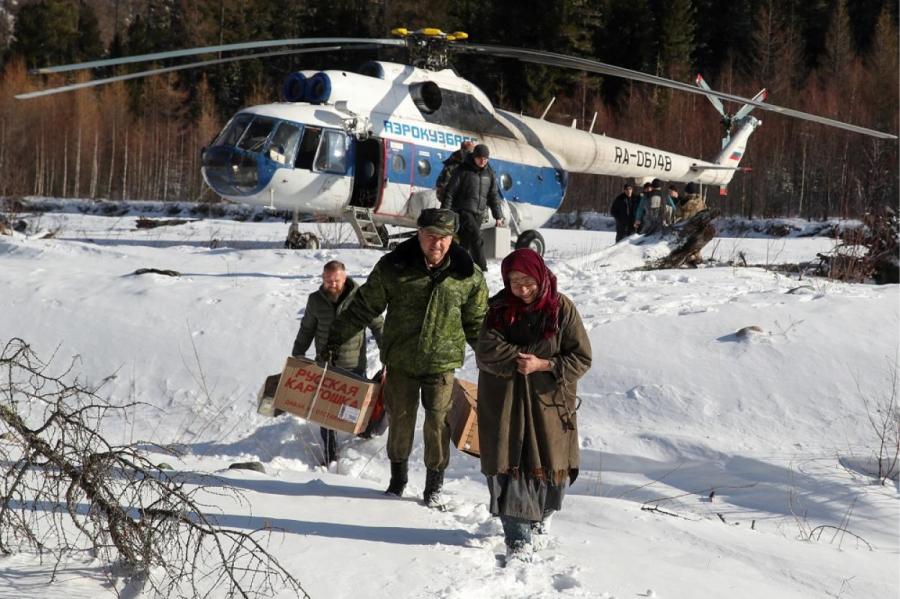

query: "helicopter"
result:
(17, 28), (898, 255)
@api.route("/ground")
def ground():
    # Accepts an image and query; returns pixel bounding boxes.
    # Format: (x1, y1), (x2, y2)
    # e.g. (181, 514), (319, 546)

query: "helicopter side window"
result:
(215, 113), (253, 147)
(314, 129), (348, 174)
(237, 117), (276, 152)
(295, 127), (321, 169)
(267, 122), (301, 165)
(391, 153), (406, 173)
(416, 158), (431, 177)
(499, 173), (513, 191)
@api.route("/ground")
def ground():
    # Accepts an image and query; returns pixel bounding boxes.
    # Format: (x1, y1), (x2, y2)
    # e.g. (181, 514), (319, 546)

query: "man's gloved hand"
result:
(318, 347), (335, 366)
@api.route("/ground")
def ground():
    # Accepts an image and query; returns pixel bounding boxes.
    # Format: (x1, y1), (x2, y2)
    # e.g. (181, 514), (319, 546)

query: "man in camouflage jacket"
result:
(327, 209), (488, 507)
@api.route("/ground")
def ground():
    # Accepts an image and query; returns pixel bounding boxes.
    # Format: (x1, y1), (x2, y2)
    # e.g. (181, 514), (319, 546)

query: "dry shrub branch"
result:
(0, 338), (308, 598)
(816, 207), (899, 283)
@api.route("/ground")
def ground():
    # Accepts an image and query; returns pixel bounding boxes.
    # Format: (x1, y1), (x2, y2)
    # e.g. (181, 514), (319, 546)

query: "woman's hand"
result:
(516, 353), (551, 375)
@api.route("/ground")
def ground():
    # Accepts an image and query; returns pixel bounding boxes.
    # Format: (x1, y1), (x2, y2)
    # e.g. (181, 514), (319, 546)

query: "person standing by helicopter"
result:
(441, 144), (505, 272)
(610, 181), (638, 243)
(667, 184), (681, 211)
(436, 140), (475, 203)
(634, 178), (676, 235)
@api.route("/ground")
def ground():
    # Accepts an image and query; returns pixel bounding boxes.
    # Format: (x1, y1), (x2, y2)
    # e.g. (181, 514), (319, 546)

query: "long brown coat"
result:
(475, 293), (592, 484)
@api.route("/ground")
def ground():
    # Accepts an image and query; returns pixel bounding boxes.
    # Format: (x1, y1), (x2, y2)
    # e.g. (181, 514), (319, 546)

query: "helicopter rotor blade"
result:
(456, 43), (898, 140)
(694, 74), (727, 118)
(15, 45), (352, 100)
(733, 88), (768, 122)
(30, 37), (404, 75)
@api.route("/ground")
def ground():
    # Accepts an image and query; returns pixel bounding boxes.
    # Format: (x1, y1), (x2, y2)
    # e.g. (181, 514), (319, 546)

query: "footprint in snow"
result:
(551, 568), (582, 591)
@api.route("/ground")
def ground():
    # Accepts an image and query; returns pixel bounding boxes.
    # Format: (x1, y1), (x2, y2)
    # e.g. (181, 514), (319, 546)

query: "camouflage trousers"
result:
(383, 369), (455, 471)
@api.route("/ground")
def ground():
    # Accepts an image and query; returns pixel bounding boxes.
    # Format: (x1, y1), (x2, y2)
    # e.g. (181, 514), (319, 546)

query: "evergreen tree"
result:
(657, 0), (694, 80)
(452, 0), (603, 112)
(864, 5), (899, 131)
(76, 1), (103, 61)
(11, 0), (103, 69)
(751, 0), (778, 83)
(861, 5), (899, 210)
(845, 0), (886, 56)
(796, 0), (831, 70)
(692, 0), (754, 79)
(750, 0), (803, 95)
(594, 0), (657, 105)
(821, 0), (855, 76)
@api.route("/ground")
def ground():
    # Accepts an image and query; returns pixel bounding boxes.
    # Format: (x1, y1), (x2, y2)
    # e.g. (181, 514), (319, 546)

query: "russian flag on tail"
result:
(729, 150), (743, 161)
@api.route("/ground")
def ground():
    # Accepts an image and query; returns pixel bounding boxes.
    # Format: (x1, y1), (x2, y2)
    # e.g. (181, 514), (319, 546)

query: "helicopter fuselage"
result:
(201, 61), (757, 234)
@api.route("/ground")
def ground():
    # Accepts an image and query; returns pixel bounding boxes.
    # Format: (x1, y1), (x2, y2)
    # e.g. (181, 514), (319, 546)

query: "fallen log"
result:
(135, 217), (189, 229)
(645, 209), (717, 269)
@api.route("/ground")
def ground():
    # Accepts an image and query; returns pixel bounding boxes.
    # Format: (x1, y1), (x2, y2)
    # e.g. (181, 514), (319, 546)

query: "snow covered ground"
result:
(1, 207), (897, 598)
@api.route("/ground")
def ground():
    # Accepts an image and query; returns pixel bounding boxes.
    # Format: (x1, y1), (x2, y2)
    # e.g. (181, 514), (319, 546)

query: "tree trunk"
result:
(74, 127), (82, 198)
(121, 128), (129, 201)
(62, 131), (69, 198)
(90, 130), (99, 198)
(107, 121), (117, 199)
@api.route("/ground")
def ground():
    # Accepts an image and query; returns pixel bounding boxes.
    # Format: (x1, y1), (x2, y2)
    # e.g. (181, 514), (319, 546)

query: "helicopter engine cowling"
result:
(409, 81), (442, 114)
(300, 70), (399, 109)
(306, 72), (332, 104)
(282, 70), (318, 102)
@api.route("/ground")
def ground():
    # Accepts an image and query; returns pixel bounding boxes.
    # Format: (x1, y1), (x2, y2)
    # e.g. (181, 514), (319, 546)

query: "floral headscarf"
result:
(487, 248), (560, 339)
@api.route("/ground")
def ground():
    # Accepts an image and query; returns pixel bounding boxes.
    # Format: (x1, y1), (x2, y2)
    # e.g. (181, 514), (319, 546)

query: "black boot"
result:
(385, 461), (408, 497)
(423, 469), (445, 508)
(320, 427), (337, 465)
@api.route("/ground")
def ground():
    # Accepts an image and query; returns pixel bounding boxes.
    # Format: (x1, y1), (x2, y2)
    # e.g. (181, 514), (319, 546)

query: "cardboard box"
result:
(449, 378), (479, 457)
(272, 357), (379, 434)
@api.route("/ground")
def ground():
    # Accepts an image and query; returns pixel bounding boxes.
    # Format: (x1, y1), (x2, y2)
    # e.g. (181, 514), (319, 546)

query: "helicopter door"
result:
(375, 140), (415, 218)
(349, 138), (382, 209)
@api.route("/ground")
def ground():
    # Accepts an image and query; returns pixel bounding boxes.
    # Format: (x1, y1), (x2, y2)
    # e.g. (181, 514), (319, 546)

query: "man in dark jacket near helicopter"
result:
(440, 144), (504, 271)
(435, 140), (474, 203)
(292, 260), (384, 464)
(610, 181), (638, 242)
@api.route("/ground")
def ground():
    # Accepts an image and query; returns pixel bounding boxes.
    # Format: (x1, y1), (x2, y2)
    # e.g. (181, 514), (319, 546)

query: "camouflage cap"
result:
(417, 208), (458, 236)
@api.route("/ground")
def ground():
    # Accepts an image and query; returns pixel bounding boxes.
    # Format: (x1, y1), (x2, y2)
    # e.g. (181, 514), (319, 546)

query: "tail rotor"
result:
(695, 74), (766, 149)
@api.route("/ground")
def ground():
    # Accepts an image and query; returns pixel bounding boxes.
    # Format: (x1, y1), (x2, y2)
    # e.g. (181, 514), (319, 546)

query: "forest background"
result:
(0, 0), (897, 218)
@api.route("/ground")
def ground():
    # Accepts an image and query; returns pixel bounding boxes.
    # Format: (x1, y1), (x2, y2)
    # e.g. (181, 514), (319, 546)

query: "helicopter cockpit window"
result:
(215, 113), (253, 147)
(295, 127), (321, 169)
(499, 173), (513, 191)
(267, 122), (301, 165)
(237, 117), (276, 152)
(314, 129), (348, 174)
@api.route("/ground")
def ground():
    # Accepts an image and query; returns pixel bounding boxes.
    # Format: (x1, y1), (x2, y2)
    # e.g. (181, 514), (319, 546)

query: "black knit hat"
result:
(473, 144), (490, 159)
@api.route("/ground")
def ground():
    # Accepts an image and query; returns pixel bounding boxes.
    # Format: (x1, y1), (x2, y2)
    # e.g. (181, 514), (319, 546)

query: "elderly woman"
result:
(475, 248), (592, 562)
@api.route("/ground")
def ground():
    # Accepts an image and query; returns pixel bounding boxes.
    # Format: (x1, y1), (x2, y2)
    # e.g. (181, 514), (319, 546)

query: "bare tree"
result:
(815, 206), (899, 284)
(0, 338), (309, 598)
(859, 364), (900, 486)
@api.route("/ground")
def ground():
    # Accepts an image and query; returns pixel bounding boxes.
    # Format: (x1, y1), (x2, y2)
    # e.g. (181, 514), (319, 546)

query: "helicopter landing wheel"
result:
(285, 229), (320, 250)
(514, 229), (545, 256)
